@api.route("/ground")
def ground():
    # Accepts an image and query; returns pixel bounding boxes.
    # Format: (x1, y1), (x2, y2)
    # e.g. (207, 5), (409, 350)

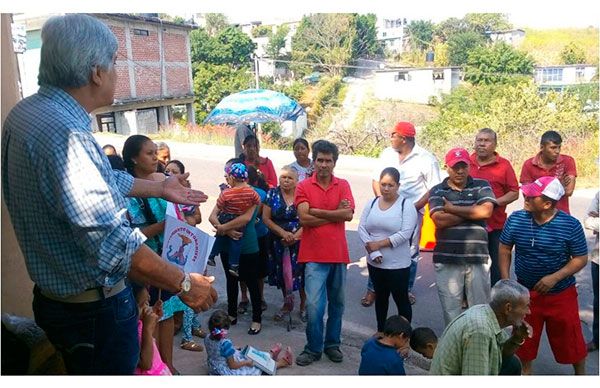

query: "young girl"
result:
(204, 310), (293, 375)
(132, 281), (172, 376)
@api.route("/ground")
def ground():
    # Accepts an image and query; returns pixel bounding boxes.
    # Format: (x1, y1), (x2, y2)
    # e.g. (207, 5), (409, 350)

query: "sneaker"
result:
(228, 265), (239, 277)
(324, 347), (343, 363)
(295, 351), (321, 366)
(207, 256), (216, 267)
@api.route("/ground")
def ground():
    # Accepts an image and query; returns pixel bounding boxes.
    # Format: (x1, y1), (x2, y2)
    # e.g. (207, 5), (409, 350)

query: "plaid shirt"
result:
(2, 86), (146, 297)
(430, 304), (510, 375)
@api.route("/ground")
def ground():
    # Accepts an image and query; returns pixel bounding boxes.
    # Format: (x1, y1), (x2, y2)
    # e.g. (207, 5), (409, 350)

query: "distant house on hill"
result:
(12, 13), (196, 135)
(374, 66), (461, 104)
(487, 29), (526, 47)
(376, 15), (409, 54)
(534, 64), (597, 90)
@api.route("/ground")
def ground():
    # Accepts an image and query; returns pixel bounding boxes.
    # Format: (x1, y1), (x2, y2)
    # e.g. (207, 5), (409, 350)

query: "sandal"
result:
(281, 346), (294, 366)
(270, 342), (283, 360)
(274, 309), (290, 322)
(238, 300), (249, 314)
(408, 292), (416, 305)
(299, 309), (308, 323)
(192, 327), (207, 338)
(261, 300), (268, 311)
(180, 341), (204, 352)
(361, 290), (375, 307)
(248, 323), (262, 335)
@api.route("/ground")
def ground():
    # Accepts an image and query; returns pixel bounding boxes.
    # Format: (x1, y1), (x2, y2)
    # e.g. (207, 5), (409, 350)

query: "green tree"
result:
(464, 43), (535, 85)
(406, 20), (434, 51)
(433, 42), (449, 67)
(435, 17), (471, 42)
(560, 41), (587, 64)
(193, 63), (253, 123)
(190, 26), (255, 68)
(447, 31), (486, 66)
(265, 24), (290, 59)
(352, 14), (383, 58)
(204, 13), (229, 37)
(463, 13), (512, 36)
(251, 25), (271, 38)
(291, 13), (355, 76)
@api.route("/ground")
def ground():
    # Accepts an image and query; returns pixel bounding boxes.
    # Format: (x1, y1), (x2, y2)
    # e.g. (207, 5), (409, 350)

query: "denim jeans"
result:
(32, 285), (139, 375)
(592, 261), (599, 348)
(303, 262), (346, 355)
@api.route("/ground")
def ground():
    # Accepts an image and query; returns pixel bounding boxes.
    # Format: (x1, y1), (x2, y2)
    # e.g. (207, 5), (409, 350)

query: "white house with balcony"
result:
(376, 15), (408, 54)
(534, 64), (597, 89)
(374, 66), (462, 104)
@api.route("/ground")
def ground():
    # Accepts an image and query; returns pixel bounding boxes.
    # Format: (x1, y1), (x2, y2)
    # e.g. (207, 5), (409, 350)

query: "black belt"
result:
(40, 279), (127, 303)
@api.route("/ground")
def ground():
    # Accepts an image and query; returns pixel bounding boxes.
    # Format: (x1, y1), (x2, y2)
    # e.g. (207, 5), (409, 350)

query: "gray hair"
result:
(477, 127), (497, 143)
(281, 164), (299, 179)
(38, 14), (118, 88)
(489, 279), (529, 310)
(156, 142), (170, 151)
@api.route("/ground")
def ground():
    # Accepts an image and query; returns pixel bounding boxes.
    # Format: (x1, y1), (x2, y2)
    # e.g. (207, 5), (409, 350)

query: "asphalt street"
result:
(96, 133), (599, 375)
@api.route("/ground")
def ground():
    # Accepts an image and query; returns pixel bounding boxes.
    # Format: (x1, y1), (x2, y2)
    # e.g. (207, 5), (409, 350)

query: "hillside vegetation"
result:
(520, 27), (599, 65)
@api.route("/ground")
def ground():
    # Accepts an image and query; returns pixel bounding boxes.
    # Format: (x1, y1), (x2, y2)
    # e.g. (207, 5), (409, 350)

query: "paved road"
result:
(96, 133), (598, 375)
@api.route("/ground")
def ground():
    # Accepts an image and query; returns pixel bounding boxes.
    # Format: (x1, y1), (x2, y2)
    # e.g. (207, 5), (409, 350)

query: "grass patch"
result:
(520, 27), (599, 65)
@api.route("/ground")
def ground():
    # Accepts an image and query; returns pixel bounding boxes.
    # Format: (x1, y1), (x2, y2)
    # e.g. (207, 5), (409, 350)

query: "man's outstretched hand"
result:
(161, 173), (208, 205)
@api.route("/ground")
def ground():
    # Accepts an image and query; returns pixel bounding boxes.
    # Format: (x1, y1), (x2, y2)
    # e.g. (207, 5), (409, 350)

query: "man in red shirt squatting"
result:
(469, 128), (519, 286)
(520, 130), (576, 214)
(294, 140), (355, 366)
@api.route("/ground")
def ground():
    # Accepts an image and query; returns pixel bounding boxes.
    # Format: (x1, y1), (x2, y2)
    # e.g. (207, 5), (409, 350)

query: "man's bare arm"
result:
(443, 200), (493, 220)
(298, 202), (330, 227)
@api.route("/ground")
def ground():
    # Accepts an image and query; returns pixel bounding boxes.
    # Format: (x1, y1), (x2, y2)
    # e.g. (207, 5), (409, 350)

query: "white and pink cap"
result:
(521, 176), (565, 200)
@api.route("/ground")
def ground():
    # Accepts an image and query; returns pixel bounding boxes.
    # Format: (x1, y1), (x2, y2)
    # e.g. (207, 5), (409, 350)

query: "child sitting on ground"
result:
(359, 315), (412, 375)
(408, 326), (438, 371)
(131, 281), (172, 375)
(204, 310), (293, 375)
(209, 163), (260, 277)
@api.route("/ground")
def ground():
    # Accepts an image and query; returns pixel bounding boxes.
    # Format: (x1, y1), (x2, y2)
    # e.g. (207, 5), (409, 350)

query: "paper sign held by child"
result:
(161, 202), (214, 274)
(242, 345), (277, 375)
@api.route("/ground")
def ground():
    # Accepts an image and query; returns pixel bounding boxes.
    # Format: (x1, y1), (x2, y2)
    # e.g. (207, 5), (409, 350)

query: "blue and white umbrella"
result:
(204, 89), (305, 125)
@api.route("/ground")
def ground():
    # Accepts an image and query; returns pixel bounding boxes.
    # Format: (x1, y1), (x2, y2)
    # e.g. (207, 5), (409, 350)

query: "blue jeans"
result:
(592, 261), (599, 348)
(303, 262), (346, 355)
(32, 285), (139, 375)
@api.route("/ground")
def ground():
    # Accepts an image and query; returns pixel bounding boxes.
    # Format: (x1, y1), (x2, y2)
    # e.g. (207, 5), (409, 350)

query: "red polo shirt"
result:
(294, 174), (355, 263)
(469, 152), (519, 230)
(520, 153), (577, 214)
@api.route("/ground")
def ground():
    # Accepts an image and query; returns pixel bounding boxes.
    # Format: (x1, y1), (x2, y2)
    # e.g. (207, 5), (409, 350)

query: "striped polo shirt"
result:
(499, 210), (588, 293)
(429, 176), (497, 264)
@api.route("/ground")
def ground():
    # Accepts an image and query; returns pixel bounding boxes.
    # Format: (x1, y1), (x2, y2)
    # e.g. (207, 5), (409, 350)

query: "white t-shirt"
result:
(358, 196), (418, 269)
(373, 145), (442, 210)
(289, 160), (313, 182)
(585, 191), (599, 264)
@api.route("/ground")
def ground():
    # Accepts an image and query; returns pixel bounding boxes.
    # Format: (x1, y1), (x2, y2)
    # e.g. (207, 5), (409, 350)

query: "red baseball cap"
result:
(521, 176), (565, 200)
(393, 122), (416, 137)
(445, 148), (471, 167)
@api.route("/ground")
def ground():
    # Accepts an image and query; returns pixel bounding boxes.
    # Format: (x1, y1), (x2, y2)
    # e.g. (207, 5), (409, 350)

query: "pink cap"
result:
(393, 122), (416, 137)
(521, 176), (565, 200)
(444, 148), (471, 167)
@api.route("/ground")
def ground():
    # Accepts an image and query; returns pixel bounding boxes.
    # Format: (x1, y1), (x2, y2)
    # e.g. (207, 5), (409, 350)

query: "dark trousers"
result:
(368, 264), (411, 332)
(221, 251), (262, 323)
(32, 285), (139, 375)
(488, 229), (502, 287)
(499, 354), (522, 375)
(592, 262), (599, 347)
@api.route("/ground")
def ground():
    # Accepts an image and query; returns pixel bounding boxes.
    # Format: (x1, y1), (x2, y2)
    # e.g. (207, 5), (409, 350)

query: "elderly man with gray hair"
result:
(2, 14), (217, 374)
(430, 279), (532, 375)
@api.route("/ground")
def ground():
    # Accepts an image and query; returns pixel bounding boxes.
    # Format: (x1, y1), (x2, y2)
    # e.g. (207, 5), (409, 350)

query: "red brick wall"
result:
(131, 29), (160, 62)
(165, 66), (191, 95)
(134, 64), (161, 97)
(163, 32), (188, 62)
(110, 25), (128, 62)
(114, 64), (131, 99)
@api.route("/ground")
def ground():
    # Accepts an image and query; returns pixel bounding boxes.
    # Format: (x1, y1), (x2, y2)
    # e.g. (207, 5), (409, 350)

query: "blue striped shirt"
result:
(500, 210), (588, 293)
(1, 86), (146, 297)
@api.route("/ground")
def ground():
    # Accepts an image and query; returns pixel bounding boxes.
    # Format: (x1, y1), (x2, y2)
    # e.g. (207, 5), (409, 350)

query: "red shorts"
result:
(516, 285), (587, 364)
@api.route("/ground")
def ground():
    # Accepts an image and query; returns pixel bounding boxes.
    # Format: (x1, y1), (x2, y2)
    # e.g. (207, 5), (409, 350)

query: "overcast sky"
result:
(6, 0), (599, 29)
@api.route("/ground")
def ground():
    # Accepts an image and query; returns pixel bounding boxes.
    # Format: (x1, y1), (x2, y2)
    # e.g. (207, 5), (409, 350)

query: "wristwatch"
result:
(179, 272), (191, 294)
